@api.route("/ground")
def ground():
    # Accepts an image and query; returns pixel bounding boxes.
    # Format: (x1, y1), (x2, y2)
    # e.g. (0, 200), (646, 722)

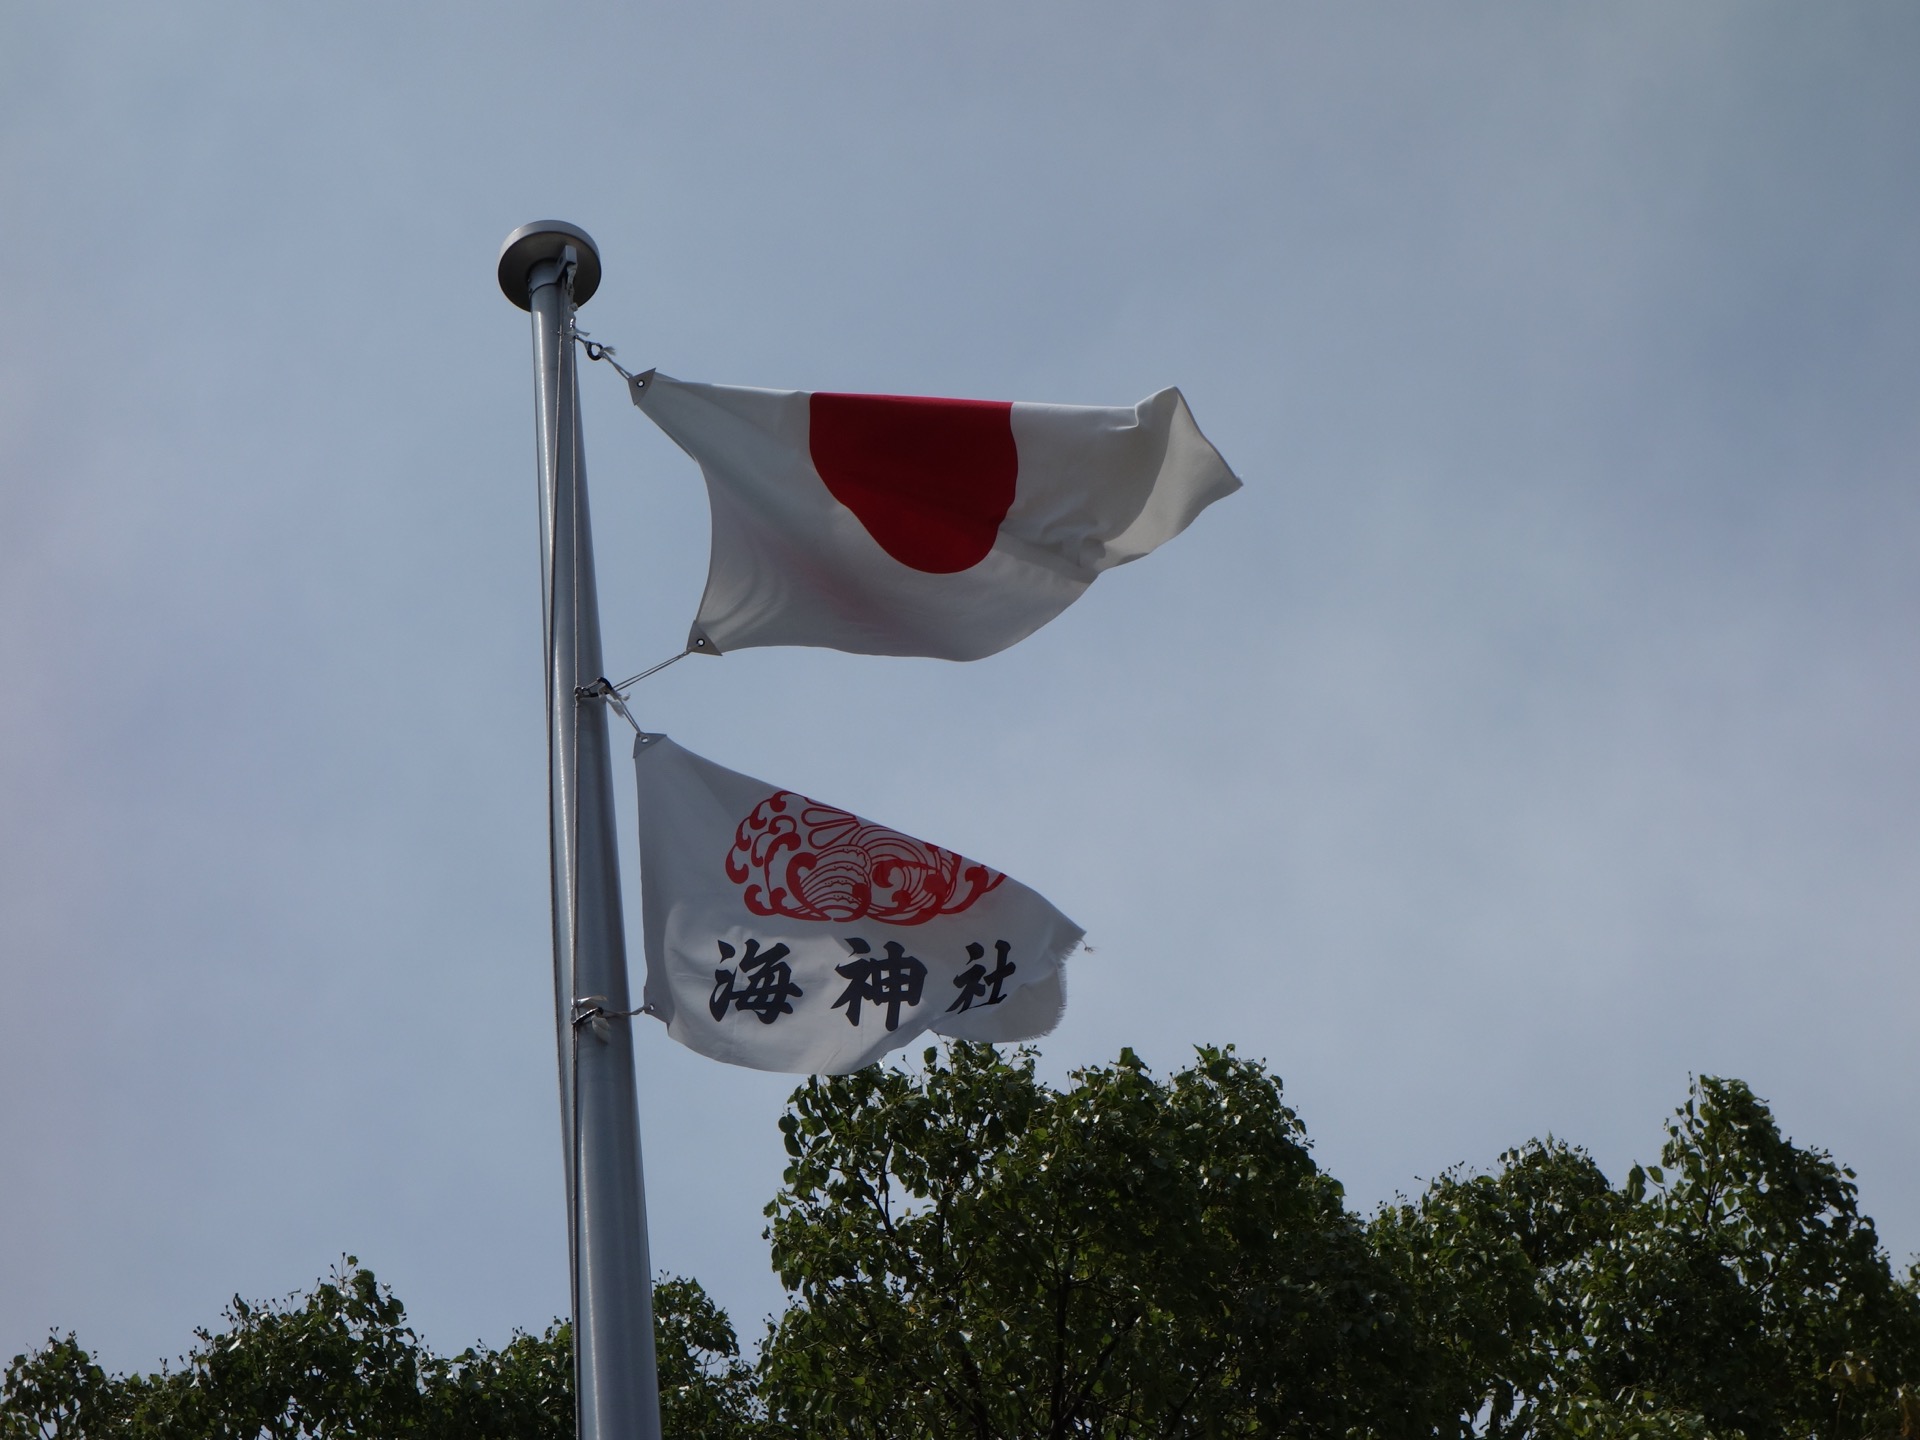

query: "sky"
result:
(3, 1), (1917, 1375)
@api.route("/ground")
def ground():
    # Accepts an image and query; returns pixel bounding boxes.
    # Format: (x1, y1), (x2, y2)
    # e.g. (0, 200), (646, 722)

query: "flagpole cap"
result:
(498, 220), (602, 310)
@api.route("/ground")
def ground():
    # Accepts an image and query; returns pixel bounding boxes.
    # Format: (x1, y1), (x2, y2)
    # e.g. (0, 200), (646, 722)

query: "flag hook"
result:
(573, 645), (705, 732)
(575, 676), (644, 735)
(574, 327), (649, 396)
(572, 994), (647, 1043)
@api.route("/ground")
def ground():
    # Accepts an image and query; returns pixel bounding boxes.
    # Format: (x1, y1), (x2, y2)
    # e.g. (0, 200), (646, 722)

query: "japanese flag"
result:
(632, 373), (1240, 661)
(634, 733), (1083, 1074)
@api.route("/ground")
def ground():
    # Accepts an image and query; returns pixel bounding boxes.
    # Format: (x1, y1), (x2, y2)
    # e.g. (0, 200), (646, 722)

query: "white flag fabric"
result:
(633, 373), (1241, 661)
(634, 733), (1084, 1074)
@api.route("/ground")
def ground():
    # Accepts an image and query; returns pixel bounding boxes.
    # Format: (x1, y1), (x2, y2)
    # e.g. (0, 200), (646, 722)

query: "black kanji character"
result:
(947, 940), (1016, 1013)
(709, 939), (802, 1025)
(833, 938), (927, 1031)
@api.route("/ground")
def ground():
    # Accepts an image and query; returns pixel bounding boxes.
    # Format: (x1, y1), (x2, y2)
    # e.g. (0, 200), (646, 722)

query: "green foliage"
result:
(760, 1041), (1435, 1439)
(1, 1262), (751, 1440)
(9, 1060), (1919, 1440)
(1, 1335), (114, 1440)
(1576, 1077), (1920, 1438)
(1375, 1076), (1920, 1439)
(651, 1276), (767, 1440)
(1370, 1135), (1625, 1437)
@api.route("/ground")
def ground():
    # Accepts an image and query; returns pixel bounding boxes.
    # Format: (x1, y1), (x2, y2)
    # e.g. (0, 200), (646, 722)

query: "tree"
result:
(1577, 1077), (1920, 1438)
(759, 1042), (1437, 1439)
(11, 1056), (1919, 1440)
(1369, 1135), (1624, 1437)
(1374, 1076), (1920, 1439)
(1, 1263), (754, 1440)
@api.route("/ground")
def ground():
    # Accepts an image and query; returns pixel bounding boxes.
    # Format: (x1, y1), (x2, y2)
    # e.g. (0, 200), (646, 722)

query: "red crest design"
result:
(726, 792), (1006, 925)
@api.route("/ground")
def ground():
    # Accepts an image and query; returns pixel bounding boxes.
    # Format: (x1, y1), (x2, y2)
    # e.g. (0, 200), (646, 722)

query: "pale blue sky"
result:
(3, 2), (1917, 1371)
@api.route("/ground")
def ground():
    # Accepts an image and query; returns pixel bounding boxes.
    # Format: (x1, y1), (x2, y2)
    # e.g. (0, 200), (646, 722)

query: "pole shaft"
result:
(526, 250), (662, 1440)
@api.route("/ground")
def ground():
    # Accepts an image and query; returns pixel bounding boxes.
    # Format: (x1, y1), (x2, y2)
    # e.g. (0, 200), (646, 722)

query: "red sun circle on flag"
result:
(808, 393), (1017, 574)
(726, 791), (1006, 925)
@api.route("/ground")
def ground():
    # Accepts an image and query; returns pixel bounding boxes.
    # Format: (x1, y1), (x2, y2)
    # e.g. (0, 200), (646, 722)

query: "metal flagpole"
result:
(498, 220), (663, 1440)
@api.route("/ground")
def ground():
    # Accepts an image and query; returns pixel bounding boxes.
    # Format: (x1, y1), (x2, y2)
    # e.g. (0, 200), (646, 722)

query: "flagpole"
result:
(498, 220), (662, 1440)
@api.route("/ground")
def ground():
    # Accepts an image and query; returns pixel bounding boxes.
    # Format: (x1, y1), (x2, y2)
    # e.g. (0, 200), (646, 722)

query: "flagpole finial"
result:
(498, 220), (602, 310)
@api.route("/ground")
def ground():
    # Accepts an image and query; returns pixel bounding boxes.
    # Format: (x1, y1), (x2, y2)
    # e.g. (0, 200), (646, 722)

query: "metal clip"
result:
(575, 676), (643, 735)
(572, 995), (611, 1043)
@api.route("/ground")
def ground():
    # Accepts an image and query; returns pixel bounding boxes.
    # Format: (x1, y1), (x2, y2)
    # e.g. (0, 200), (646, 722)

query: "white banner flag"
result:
(633, 733), (1083, 1074)
(633, 373), (1241, 661)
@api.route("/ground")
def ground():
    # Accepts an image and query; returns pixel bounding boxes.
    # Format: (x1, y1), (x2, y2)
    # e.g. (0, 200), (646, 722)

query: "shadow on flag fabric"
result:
(632, 373), (1241, 660)
(634, 733), (1083, 1074)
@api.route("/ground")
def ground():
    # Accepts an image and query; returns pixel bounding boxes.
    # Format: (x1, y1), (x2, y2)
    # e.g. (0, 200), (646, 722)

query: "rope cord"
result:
(611, 646), (698, 693)
(564, 997), (644, 1415)
(575, 322), (714, 692)
(564, 994), (647, 1406)
(559, 258), (587, 1439)
(561, 282), (659, 1427)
